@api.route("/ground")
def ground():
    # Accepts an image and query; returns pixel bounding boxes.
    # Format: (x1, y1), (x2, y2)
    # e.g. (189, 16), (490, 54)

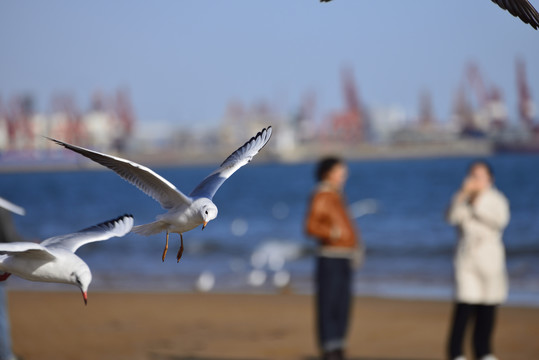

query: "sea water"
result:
(1, 154), (538, 305)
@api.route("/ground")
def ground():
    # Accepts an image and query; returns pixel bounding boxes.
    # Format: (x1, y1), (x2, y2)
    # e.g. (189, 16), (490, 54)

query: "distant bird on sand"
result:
(320, 0), (539, 30)
(0, 214), (133, 305)
(48, 127), (273, 263)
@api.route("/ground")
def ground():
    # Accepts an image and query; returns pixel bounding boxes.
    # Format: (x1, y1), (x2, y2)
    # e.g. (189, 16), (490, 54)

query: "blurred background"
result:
(0, 1), (538, 304)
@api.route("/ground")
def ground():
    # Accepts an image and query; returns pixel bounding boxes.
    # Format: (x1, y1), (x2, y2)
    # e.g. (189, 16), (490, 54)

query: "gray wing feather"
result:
(47, 138), (192, 209)
(0, 242), (56, 260)
(41, 214), (134, 253)
(492, 0), (539, 29)
(190, 126), (273, 199)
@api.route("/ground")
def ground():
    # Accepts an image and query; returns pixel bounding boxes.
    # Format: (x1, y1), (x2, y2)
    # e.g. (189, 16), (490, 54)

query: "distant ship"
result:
(495, 140), (539, 154)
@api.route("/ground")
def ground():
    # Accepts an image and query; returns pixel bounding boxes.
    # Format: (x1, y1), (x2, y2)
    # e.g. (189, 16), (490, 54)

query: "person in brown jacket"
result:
(305, 157), (362, 360)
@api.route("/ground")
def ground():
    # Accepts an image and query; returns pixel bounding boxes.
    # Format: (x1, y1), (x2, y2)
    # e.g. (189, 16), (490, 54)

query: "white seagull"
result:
(0, 214), (133, 305)
(48, 126), (273, 263)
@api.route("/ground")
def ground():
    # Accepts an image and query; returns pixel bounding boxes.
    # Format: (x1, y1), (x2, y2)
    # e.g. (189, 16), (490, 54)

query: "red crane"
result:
(466, 62), (507, 130)
(323, 67), (364, 142)
(467, 63), (488, 109)
(516, 58), (536, 132)
(114, 89), (136, 151)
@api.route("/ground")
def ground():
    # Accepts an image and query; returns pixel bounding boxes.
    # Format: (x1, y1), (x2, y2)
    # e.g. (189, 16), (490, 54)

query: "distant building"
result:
(0, 90), (136, 155)
(368, 105), (407, 143)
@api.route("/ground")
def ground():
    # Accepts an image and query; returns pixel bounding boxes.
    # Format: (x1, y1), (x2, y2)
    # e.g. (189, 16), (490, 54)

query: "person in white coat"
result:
(445, 160), (510, 360)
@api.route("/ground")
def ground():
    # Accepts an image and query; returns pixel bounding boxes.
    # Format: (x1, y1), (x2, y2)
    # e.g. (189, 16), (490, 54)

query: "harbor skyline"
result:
(1, 1), (538, 128)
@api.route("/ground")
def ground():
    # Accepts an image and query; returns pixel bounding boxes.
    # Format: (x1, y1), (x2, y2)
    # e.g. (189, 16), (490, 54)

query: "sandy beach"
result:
(6, 291), (538, 360)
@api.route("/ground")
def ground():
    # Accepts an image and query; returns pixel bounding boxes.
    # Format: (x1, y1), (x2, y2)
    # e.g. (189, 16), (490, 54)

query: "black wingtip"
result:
(44, 136), (67, 148)
(261, 125), (273, 143)
(101, 214), (134, 226)
(251, 126), (273, 148)
(112, 214), (134, 225)
(80, 214), (134, 233)
(116, 214), (134, 221)
(248, 126), (272, 146)
(491, 0), (539, 30)
(257, 126), (273, 141)
(219, 126), (273, 167)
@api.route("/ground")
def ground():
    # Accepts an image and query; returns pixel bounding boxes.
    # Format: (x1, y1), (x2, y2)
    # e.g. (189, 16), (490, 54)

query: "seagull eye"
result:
(205, 210), (208, 215)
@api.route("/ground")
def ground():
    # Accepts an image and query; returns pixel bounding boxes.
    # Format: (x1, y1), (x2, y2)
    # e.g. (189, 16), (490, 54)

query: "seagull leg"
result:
(162, 231), (169, 262)
(0, 272), (11, 281)
(176, 233), (184, 263)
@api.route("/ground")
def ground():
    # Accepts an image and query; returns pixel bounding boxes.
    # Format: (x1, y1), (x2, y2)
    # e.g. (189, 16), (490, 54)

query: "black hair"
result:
(315, 156), (343, 182)
(468, 160), (494, 181)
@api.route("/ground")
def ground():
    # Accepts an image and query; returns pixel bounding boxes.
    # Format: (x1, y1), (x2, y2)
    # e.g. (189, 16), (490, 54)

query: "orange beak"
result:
(82, 290), (88, 306)
(202, 221), (208, 230)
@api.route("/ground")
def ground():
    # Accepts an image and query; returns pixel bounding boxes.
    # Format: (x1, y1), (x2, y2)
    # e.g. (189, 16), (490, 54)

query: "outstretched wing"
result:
(0, 197), (25, 216)
(319, 0), (538, 29)
(0, 242), (56, 260)
(491, 0), (539, 29)
(189, 127), (272, 200)
(48, 138), (192, 209)
(41, 214), (134, 253)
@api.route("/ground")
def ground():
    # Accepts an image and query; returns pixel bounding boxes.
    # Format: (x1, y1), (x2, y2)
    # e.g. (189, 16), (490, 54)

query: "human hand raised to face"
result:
(457, 176), (480, 203)
(458, 163), (493, 203)
(462, 176), (480, 195)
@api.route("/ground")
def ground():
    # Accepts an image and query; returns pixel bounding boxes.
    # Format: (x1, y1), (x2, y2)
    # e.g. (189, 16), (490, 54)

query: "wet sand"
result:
(7, 291), (539, 360)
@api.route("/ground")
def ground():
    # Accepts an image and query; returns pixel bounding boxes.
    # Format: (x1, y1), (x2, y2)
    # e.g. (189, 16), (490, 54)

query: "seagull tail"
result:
(132, 221), (168, 236)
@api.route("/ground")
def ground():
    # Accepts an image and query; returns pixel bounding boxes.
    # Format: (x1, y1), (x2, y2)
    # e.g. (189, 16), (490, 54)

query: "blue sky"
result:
(0, 1), (538, 127)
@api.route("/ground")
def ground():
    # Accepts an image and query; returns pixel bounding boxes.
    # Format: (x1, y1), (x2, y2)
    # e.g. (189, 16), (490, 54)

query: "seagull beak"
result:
(81, 290), (88, 306)
(202, 221), (208, 230)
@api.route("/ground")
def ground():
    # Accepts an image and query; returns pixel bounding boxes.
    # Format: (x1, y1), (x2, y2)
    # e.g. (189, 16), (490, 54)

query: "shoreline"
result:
(6, 278), (539, 309)
(7, 291), (539, 360)
(0, 140), (498, 174)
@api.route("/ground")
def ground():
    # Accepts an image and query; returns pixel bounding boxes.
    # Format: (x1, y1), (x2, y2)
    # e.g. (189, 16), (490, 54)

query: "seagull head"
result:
(70, 266), (92, 306)
(197, 199), (218, 230)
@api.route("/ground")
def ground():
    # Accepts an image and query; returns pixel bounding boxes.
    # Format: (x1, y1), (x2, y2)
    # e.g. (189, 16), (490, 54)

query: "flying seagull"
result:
(0, 214), (133, 305)
(48, 126), (273, 263)
(320, 0), (539, 30)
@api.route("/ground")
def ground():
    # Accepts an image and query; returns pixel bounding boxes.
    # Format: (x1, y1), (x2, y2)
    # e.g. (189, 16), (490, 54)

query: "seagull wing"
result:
(41, 214), (134, 253)
(0, 197), (25, 216)
(189, 126), (273, 200)
(0, 242), (56, 260)
(492, 0), (539, 29)
(48, 138), (192, 209)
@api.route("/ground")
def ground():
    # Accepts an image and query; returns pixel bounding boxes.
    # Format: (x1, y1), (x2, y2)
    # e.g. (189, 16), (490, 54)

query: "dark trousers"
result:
(447, 302), (497, 359)
(316, 256), (352, 352)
